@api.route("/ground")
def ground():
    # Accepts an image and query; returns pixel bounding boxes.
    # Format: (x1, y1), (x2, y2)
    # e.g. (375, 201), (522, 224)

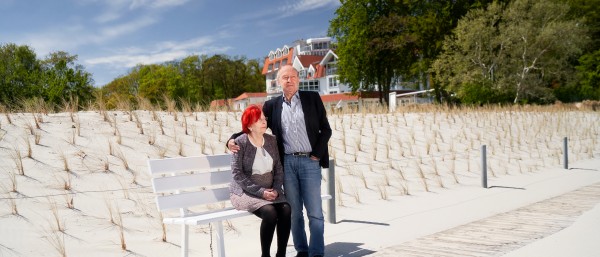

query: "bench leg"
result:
(182, 224), (189, 257)
(214, 221), (226, 257)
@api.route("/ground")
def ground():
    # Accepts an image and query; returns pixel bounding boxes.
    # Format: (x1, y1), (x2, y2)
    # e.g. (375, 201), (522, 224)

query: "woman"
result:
(230, 105), (291, 257)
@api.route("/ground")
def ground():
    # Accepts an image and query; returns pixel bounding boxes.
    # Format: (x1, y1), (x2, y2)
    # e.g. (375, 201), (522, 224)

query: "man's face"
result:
(278, 66), (299, 96)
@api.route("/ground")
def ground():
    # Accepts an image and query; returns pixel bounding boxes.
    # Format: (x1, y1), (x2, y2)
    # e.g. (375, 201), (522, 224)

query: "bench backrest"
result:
(147, 154), (233, 215)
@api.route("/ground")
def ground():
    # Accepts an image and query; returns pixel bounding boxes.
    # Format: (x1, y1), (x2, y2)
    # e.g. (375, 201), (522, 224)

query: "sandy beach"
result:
(0, 106), (598, 256)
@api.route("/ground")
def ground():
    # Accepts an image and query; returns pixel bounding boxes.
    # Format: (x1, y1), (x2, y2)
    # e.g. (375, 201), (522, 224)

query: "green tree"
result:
(136, 64), (182, 106)
(100, 75), (138, 109)
(178, 55), (206, 103)
(0, 43), (43, 106)
(41, 51), (95, 108)
(329, 0), (495, 104)
(574, 49), (600, 100)
(432, 0), (588, 104)
(101, 53), (265, 109)
(563, 0), (600, 101)
(244, 59), (266, 93)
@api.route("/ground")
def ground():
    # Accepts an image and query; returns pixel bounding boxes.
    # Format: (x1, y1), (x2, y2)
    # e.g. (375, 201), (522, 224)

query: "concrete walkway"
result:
(302, 158), (600, 257)
(373, 182), (600, 256)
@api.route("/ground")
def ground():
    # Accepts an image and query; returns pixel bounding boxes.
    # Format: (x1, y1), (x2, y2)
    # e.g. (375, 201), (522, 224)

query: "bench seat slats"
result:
(152, 170), (232, 193)
(163, 209), (251, 225)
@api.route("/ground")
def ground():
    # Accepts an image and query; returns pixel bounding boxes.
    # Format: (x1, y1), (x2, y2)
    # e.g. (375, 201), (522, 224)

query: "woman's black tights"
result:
(253, 202), (291, 257)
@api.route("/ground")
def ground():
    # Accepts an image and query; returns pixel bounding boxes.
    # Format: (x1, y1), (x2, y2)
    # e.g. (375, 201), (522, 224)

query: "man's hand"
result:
(227, 139), (240, 153)
(310, 155), (319, 161)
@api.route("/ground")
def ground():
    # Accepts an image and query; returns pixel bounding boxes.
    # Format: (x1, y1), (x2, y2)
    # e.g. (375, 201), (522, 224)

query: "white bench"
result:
(147, 154), (333, 257)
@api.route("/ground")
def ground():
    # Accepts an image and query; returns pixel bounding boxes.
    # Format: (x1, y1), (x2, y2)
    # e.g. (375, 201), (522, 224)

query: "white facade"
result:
(263, 37), (351, 99)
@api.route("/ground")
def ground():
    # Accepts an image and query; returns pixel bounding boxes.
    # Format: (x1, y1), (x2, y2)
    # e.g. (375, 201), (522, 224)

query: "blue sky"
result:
(0, 0), (340, 86)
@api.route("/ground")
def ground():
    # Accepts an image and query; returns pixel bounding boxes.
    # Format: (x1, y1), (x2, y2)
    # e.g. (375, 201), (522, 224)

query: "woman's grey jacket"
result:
(229, 133), (284, 198)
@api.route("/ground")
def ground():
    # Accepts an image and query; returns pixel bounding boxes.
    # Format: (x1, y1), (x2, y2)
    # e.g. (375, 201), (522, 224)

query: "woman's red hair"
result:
(241, 105), (262, 134)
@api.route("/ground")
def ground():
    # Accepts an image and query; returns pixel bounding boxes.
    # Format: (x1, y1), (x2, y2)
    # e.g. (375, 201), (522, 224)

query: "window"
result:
(330, 91), (338, 94)
(282, 58), (287, 65)
(268, 64), (273, 71)
(328, 77), (338, 88)
(299, 70), (306, 78)
(299, 80), (319, 92)
(283, 47), (289, 55)
(313, 42), (329, 50)
(274, 61), (280, 70)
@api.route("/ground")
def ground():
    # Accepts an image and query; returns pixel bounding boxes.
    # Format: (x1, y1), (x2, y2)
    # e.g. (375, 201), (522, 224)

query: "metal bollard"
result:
(325, 159), (336, 224)
(564, 137), (568, 170)
(482, 145), (487, 188)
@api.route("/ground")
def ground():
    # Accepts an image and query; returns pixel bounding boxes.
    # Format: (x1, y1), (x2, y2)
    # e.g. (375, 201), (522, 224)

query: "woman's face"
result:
(249, 113), (267, 134)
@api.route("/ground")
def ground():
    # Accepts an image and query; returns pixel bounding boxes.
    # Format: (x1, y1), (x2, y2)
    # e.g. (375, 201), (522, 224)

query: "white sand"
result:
(0, 107), (598, 257)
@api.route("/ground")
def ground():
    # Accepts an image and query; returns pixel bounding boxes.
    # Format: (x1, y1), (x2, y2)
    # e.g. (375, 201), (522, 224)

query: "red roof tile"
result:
(297, 55), (323, 68)
(210, 99), (233, 107)
(320, 93), (359, 103)
(234, 92), (268, 101)
(262, 48), (294, 75)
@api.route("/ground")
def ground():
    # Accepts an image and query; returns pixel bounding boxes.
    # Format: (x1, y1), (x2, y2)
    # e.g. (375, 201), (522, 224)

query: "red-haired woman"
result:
(229, 105), (290, 257)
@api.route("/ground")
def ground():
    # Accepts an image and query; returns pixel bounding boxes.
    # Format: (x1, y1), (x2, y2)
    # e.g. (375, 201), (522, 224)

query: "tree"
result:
(136, 64), (182, 106)
(41, 51), (95, 108)
(100, 75), (138, 109)
(244, 59), (266, 93)
(432, 0), (588, 104)
(101, 53), (265, 109)
(329, 0), (409, 104)
(329, 0), (496, 104)
(575, 49), (600, 100)
(179, 55), (205, 103)
(0, 43), (43, 106)
(563, 0), (600, 101)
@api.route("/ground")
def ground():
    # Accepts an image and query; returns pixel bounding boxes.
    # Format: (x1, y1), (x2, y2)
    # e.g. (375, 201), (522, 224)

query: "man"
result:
(228, 65), (332, 257)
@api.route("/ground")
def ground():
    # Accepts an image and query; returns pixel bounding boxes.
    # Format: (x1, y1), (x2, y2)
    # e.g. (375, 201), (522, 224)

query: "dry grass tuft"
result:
(34, 130), (42, 145)
(44, 227), (67, 257)
(115, 204), (127, 251)
(158, 211), (167, 242)
(113, 146), (129, 170)
(11, 147), (24, 175)
(59, 151), (70, 172)
(49, 199), (66, 232)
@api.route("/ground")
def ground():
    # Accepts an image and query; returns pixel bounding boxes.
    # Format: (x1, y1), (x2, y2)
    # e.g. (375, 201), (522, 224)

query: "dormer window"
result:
(299, 70), (306, 78)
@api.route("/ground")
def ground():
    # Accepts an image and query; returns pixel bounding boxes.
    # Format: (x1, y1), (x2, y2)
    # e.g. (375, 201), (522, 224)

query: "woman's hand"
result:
(263, 189), (278, 201)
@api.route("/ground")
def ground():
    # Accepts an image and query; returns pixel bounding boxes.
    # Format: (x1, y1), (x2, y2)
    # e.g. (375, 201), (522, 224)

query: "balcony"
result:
(326, 67), (338, 76)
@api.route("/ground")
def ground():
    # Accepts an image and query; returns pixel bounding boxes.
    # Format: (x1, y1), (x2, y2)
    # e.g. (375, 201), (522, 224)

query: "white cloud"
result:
(279, 0), (340, 17)
(92, 0), (189, 24)
(85, 50), (189, 68)
(128, 0), (189, 10)
(21, 15), (157, 57)
(149, 0), (189, 8)
(98, 16), (157, 39)
(85, 36), (231, 68)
